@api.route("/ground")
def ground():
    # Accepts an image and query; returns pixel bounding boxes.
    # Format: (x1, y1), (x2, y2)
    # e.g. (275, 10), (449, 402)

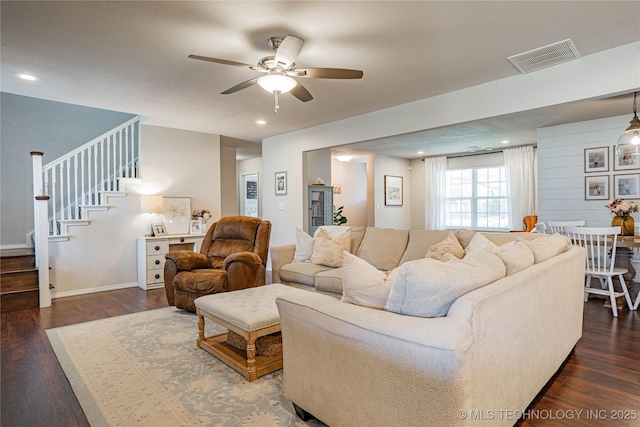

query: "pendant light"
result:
(618, 92), (640, 146)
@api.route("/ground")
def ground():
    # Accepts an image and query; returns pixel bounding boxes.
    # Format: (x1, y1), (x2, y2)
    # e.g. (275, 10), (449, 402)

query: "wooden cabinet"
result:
(308, 185), (334, 236)
(137, 234), (203, 290)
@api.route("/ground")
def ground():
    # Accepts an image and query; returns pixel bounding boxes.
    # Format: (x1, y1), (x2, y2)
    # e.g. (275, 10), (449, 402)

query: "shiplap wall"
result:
(537, 114), (634, 227)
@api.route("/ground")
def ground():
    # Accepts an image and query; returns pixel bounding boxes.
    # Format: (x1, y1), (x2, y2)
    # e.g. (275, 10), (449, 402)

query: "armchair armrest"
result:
(165, 250), (210, 271)
(163, 251), (210, 306)
(224, 251), (266, 291)
(270, 244), (296, 283)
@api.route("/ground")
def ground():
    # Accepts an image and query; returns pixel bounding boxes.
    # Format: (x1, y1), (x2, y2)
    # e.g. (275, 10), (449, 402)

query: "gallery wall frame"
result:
(613, 144), (640, 171)
(384, 175), (403, 206)
(584, 175), (609, 200)
(275, 171), (287, 196)
(584, 147), (609, 173)
(614, 173), (640, 198)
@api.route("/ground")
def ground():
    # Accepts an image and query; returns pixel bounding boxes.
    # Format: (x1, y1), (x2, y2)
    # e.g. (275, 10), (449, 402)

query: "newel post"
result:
(31, 151), (51, 308)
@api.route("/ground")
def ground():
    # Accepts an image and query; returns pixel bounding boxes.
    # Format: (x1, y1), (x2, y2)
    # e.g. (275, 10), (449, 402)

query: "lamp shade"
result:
(257, 75), (297, 94)
(141, 195), (164, 213)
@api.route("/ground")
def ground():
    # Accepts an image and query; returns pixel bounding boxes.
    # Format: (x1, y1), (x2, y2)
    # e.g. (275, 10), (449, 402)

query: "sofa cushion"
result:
(315, 268), (344, 294)
(385, 247), (506, 318)
(357, 227), (409, 271)
(454, 229), (477, 248)
(495, 240), (535, 276)
(464, 233), (498, 258)
(425, 231), (464, 261)
(521, 233), (570, 264)
(280, 262), (334, 286)
(311, 229), (352, 267)
(341, 252), (395, 309)
(398, 229), (450, 265)
(293, 228), (315, 263)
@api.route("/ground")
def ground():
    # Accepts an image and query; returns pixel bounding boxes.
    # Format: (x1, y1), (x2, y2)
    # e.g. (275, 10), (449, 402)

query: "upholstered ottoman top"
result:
(195, 284), (292, 332)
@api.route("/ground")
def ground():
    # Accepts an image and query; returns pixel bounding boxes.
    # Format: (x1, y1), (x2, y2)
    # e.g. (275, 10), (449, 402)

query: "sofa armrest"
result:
(270, 244), (296, 283)
(224, 252), (266, 291)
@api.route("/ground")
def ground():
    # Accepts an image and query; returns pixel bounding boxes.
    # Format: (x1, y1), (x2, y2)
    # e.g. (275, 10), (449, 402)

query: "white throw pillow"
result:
(341, 252), (395, 309)
(425, 231), (464, 261)
(464, 233), (498, 258)
(311, 228), (352, 268)
(495, 240), (534, 276)
(521, 234), (569, 264)
(385, 247), (506, 318)
(293, 228), (315, 263)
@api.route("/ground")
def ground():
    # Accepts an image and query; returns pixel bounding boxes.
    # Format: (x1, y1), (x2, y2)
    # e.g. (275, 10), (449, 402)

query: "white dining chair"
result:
(548, 220), (586, 234)
(534, 222), (547, 233)
(564, 226), (634, 317)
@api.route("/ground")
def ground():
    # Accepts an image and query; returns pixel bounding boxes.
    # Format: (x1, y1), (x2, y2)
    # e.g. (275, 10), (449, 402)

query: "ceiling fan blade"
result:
(188, 55), (254, 69)
(297, 68), (364, 79)
(275, 35), (304, 68)
(290, 82), (313, 102)
(221, 77), (259, 94)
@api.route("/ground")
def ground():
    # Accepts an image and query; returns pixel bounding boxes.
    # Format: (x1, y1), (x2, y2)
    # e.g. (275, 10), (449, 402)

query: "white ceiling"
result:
(2, 1), (639, 159)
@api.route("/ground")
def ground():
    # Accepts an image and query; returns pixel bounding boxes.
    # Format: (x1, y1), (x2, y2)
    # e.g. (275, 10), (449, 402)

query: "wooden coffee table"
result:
(194, 284), (292, 382)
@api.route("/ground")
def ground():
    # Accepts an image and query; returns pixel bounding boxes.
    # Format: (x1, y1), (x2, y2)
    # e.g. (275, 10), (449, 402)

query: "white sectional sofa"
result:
(272, 227), (585, 426)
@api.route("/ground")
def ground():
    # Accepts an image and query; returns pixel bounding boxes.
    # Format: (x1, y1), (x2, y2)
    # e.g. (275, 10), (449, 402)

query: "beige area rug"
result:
(46, 307), (324, 427)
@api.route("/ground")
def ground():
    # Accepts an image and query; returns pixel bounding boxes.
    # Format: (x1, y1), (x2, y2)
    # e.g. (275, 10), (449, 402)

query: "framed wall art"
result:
(614, 173), (640, 198)
(162, 197), (191, 235)
(275, 171), (287, 196)
(584, 175), (609, 200)
(613, 144), (640, 171)
(384, 175), (403, 206)
(584, 147), (609, 173)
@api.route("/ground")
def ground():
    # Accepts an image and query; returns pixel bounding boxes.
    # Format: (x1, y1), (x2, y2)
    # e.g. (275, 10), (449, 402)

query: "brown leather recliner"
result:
(164, 216), (272, 312)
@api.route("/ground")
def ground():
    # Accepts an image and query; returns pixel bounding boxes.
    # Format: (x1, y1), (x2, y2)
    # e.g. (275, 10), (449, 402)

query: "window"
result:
(445, 166), (509, 229)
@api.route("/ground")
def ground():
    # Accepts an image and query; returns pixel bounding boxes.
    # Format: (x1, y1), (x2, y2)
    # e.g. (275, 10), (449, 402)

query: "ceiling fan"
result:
(189, 35), (363, 113)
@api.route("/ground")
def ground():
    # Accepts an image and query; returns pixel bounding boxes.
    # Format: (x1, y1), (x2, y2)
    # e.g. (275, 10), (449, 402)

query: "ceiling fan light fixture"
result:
(618, 92), (640, 146)
(257, 74), (297, 94)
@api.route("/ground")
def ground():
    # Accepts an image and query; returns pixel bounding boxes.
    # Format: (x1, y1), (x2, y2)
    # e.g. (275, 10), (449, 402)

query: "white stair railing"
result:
(39, 116), (141, 236)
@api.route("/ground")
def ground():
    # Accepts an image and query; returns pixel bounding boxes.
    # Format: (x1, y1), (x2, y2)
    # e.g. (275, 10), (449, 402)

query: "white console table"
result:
(137, 234), (204, 290)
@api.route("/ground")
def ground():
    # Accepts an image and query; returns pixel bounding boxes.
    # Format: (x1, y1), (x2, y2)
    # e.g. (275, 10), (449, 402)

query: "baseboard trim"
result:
(1, 244), (29, 250)
(52, 282), (138, 299)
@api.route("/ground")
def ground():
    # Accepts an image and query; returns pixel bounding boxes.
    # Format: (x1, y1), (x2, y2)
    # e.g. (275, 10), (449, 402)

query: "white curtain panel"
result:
(424, 156), (447, 230)
(504, 146), (537, 230)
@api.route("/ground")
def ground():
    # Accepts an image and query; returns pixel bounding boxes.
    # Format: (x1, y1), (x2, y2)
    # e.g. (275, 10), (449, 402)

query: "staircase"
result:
(0, 249), (39, 312)
(29, 116), (142, 308)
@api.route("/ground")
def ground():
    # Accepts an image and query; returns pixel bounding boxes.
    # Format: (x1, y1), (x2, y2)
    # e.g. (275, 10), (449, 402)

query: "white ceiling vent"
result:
(507, 39), (580, 73)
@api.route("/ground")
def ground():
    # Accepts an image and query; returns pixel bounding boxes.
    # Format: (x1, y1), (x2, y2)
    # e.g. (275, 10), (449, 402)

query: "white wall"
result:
(410, 159), (426, 229)
(48, 124), (222, 297)
(262, 42), (640, 247)
(331, 159), (367, 227)
(220, 145), (237, 217)
(373, 155), (411, 228)
(537, 114), (633, 226)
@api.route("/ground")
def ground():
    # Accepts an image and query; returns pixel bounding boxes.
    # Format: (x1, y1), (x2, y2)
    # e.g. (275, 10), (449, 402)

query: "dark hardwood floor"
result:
(1, 288), (639, 427)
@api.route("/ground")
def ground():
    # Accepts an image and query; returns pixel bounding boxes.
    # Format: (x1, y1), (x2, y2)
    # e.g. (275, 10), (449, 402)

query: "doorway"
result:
(241, 172), (259, 217)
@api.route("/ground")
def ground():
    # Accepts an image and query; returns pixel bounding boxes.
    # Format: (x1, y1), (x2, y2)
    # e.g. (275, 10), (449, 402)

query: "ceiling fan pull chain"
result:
(274, 90), (281, 114)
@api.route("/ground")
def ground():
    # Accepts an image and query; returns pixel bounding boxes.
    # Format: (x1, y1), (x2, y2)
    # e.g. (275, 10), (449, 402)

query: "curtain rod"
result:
(421, 144), (537, 161)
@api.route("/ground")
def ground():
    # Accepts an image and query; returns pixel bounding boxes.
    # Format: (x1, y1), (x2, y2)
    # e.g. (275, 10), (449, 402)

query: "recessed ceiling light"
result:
(501, 140), (510, 144)
(486, 148), (493, 151)
(255, 120), (266, 125)
(16, 73), (39, 81)
(336, 155), (352, 162)
(417, 151), (424, 155)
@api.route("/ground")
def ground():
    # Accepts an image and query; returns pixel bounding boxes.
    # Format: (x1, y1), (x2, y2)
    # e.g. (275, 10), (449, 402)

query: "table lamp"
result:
(141, 195), (164, 236)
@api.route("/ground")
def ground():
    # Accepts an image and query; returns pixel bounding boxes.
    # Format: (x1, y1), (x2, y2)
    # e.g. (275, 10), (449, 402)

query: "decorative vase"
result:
(612, 214), (635, 236)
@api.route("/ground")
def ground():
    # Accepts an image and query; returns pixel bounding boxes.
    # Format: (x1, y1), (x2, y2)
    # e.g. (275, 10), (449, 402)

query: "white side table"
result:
(137, 234), (204, 290)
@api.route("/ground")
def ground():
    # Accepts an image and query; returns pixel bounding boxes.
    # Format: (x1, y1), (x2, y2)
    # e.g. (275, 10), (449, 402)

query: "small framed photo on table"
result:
(614, 174), (640, 198)
(584, 147), (609, 173)
(275, 171), (287, 195)
(189, 220), (203, 235)
(585, 175), (609, 200)
(151, 223), (167, 237)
